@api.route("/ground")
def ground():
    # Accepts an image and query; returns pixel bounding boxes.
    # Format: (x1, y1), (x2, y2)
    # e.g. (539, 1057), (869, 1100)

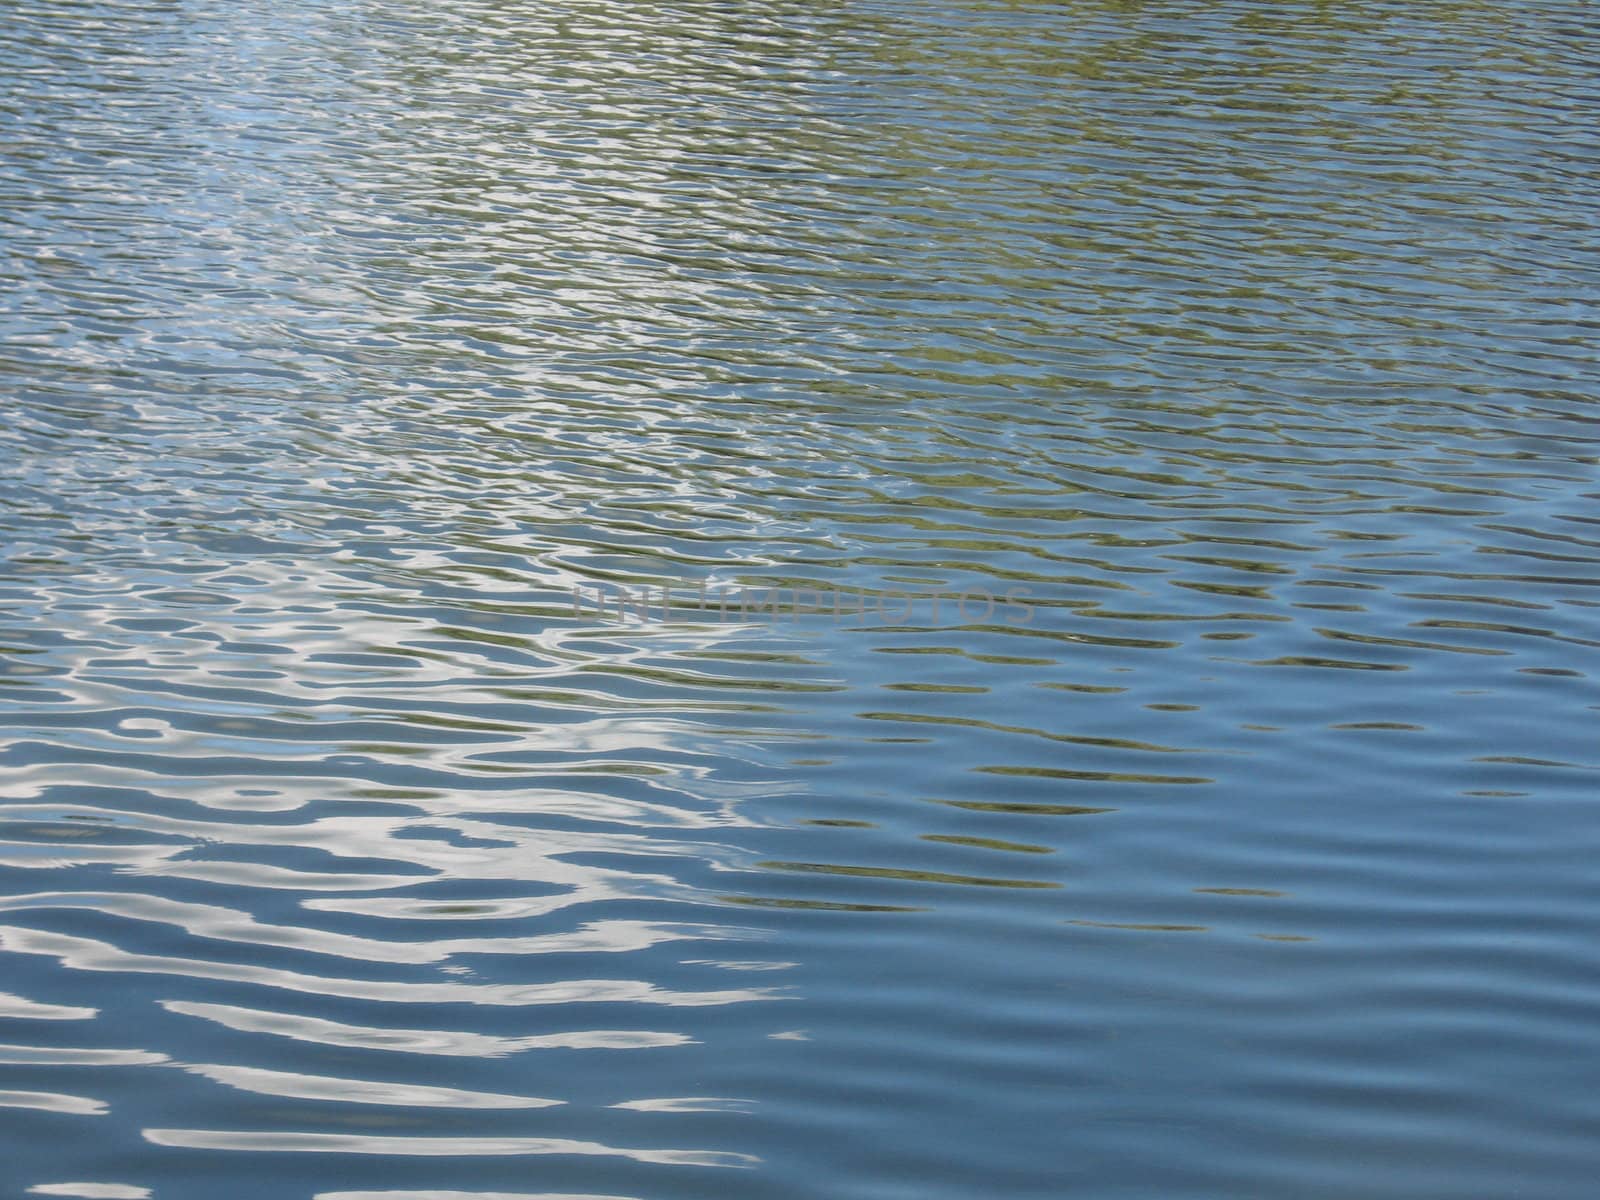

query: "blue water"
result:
(2, 1), (1598, 1197)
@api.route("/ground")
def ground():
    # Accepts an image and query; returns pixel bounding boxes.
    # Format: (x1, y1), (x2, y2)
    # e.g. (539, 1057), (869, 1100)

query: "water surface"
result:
(2, 1), (1599, 1197)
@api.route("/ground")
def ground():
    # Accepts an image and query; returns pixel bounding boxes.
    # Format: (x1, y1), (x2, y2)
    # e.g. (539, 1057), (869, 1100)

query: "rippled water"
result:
(2, 1), (1598, 1196)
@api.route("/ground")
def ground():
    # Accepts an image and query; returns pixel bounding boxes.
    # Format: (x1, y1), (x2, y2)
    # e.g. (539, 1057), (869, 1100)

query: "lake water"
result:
(2, 1), (1598, 1197)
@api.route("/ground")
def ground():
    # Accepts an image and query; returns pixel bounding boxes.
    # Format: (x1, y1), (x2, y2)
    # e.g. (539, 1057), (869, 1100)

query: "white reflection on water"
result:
(143, 1129), (758, 1167)
(0, 923), (782, 1006)
(162, 1000), (695, 1057)
(0, 991), (97, 1021)
(0, 1088), (107, 1116)
(183, 1062), (561, 1108)
(317, 1193), (639, 1200)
